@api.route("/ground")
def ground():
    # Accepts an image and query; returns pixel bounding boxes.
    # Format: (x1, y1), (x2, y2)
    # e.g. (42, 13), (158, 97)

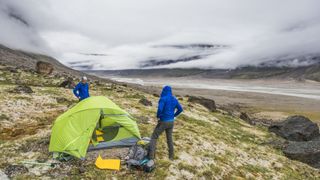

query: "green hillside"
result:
(0, 63), (319, 179)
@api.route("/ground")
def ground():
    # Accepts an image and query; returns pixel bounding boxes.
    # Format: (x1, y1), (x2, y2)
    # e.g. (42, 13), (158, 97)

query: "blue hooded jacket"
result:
(157, 86), (183, 122)
(73, 82), (90, 100)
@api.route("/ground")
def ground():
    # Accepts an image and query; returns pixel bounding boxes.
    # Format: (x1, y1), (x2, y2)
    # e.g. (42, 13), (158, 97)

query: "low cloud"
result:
(0, 0), (319, 69)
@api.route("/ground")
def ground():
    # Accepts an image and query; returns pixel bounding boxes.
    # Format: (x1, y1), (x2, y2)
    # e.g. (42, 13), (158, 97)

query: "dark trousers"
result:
(148, 121), (174, 159)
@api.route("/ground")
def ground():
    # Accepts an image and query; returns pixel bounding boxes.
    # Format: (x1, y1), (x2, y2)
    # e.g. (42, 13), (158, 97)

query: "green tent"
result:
(49, 96), (141, 158)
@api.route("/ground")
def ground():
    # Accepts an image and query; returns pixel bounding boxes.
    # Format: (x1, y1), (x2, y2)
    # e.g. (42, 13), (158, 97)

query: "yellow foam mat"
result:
(95, 155), (120, 171)
(97, 136), (104, 142)
(96, 130), (104, 135)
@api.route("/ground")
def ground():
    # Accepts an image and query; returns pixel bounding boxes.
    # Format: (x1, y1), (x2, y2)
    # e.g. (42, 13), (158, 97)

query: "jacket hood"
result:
(161, 86), (172, 97)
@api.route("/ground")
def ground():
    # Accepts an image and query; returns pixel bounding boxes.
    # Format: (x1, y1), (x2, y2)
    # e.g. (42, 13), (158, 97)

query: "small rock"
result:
(239, 112), (254, 125)
(269, 115), (319, 141)
(59, 78), (75, 89)
(10, 85), (33, 94)
(245, 173), (255, 179)
(78, 166), (86, 174)
(4, 66), (18, 73)
(139, 98), (152, 106)
(272, 162), (283, 170)
(187, 96), (216, 112)
(11, 128), (26, 137)
(9, 69), (18, 73)
(36, 61), (54, 75)
(56, 97), (70, 104)
(153, 93), (160, 97)
(4, 165), (28, 178)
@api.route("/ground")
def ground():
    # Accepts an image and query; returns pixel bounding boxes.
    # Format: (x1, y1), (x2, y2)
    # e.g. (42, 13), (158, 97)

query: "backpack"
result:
(126, 137), (156, 172)
(143, 159), (155, 172)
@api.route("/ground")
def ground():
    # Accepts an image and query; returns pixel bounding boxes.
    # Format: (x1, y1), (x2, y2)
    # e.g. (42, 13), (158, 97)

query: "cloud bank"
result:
(0, 0), (320, 69)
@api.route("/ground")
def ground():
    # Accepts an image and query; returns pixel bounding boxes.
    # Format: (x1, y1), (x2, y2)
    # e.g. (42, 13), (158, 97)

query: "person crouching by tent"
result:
(73, 76), (90, 101)
(148, 85), (183, 161)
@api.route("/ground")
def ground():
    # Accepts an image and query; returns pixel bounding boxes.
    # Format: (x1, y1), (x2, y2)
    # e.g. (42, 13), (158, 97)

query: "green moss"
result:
(177, 162), (197, 174)
(242, 164), (270, 174)
(200, 169), (214, 179)
(38, 88), (61, 95)
(208, 164), (222, 174)
(12, 96), (32, 101)
(0, 114), (9, 121)
(125, 93), (145, 99)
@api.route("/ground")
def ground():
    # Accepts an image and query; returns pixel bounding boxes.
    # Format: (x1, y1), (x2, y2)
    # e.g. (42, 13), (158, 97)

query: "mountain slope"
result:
(0, 44), (82, 77)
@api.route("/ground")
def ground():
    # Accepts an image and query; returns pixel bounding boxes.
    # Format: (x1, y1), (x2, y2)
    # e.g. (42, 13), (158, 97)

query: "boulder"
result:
(187, 96), (216, 112)
(283, 141), (320, 168)
(5, 66), (18, 73)
(59, 78), (75, 89)
(239, 112), (254, 125)
(36, 61), (53, 75)
(269, 116), (319, 141)
(139, 98), (152, 106)
(10, 85), (33, 94)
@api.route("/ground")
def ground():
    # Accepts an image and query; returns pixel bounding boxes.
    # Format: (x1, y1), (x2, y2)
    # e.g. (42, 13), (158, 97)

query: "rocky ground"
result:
(0, 64), (320, 179)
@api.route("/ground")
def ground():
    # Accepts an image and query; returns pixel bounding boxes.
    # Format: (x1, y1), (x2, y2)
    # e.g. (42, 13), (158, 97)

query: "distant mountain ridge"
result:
(257, 55), (320, 68)
(88, 63), (320, 82)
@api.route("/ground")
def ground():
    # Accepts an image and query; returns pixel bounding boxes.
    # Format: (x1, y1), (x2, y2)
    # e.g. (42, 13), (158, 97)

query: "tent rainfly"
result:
(49, 96), (141, 158)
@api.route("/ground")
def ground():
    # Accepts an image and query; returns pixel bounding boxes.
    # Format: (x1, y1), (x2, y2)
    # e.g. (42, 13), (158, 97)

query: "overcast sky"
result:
(0, 0), (320, 69)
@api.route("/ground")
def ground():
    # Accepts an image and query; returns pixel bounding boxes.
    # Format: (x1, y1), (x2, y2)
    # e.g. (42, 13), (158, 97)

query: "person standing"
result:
(73, 76), (90, 101)
(148, 85), (183, 160)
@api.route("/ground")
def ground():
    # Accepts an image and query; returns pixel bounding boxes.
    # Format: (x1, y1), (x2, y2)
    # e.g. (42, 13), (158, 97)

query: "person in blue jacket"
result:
(73, 76), (90, 101)
(148, 85), (183, 160)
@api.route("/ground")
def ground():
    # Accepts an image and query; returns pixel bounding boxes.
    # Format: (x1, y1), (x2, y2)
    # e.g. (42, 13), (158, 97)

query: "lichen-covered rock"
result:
(269, 116), (319, 141)
(187, 96), (216, 112)
(139, 97), (152, 106)
(4, 165), (28, 178)
(59, 78), (75, 89)
(36, 61), (53, 75)
(10, 85), (33, 94)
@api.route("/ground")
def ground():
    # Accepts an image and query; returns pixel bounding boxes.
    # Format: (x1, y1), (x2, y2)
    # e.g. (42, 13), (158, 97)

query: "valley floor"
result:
(106, 76), (320, 121)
